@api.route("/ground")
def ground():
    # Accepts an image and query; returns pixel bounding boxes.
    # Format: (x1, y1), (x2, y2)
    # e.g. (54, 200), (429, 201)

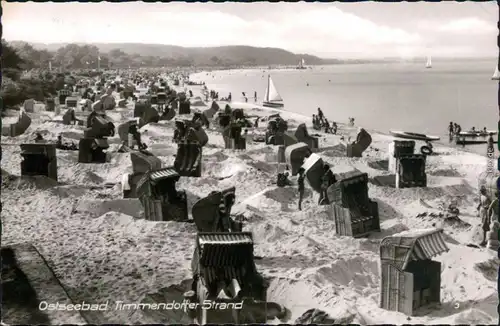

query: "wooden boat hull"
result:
(456, 139), (497, 145)
(458, 131), (497, 137)
(390, 130), (439, 141)
(262, 101), (284, 108)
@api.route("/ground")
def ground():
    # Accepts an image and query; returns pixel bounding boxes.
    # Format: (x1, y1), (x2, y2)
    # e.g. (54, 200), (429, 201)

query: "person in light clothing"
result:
(478, 187), (492, 246)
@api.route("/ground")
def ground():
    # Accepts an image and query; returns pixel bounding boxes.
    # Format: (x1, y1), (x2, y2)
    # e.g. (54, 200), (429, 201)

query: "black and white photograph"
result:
(1, 1), (500, 325)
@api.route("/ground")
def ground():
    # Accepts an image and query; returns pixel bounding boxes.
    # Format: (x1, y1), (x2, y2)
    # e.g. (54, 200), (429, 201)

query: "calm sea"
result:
(191, 59), (499, 155)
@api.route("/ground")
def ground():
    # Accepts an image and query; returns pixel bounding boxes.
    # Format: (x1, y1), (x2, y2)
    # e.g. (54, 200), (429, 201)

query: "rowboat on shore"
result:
(458, 131), (497, 137)
(455, 138), (496, 145)
(390, 131), (440, 141)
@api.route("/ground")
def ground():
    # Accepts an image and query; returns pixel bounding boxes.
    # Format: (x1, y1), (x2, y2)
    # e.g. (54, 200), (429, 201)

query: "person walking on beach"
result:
(254, 91), (257, 102)
(480, 192), (499, 247)
(228, 92), (232, 102)
(478, 187), (491, 246)
(319, 163), (336, 205)
(448, 122), (454, 137)
(317, 108), (324, 123)
(488, 191), (498, 222)
(297, 168), (305, 211)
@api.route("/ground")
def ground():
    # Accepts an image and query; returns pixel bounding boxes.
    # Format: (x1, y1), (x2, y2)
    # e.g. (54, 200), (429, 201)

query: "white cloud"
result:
(3, 3), (492, 58)
(438, 17), (495, 34)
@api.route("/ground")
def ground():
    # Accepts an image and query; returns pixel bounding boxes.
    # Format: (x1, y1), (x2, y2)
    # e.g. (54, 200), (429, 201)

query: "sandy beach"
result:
(1, 74), (499, 325)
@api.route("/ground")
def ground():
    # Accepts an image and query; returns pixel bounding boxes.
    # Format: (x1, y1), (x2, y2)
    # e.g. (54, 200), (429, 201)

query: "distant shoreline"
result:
(188, 68), (496, 159)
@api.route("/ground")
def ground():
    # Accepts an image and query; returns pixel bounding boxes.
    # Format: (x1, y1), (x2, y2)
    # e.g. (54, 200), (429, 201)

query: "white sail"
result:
(302, 58), (305, 66)
(425, 56), (432, 68)
(492, 65), (500, 80)
(265, 75), (283, 102)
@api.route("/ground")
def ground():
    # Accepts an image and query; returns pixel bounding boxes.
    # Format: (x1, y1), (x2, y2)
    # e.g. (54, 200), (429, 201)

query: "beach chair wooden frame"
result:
(192, 232), (267, 324)
(174, 142), (203, 177)
(139, 105), (160, 128)
(130, 150), (162, 174)
(134, 99), (151, 118)
(285, 142), (311, 176)
(20, 143), (58, 181)
(395, 154), (427, 188)
(388, 140), (415, 173)
(65, 97), (78, 108)
(179, 100), (191, 115)
(78, 138), (108, 164)
(328, 171), (380, 237)
(346, 129), (372, 158)
(136, 167), (188, 221)
(379, 228), (448, 315)
(294, 123), (319, 150)
(192, 187), (241, 233)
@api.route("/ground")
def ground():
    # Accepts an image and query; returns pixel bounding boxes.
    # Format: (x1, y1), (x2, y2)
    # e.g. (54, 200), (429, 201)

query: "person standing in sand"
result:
(317, 108), (324, 124)
(478, 187), (491, 246)
(487, 192), (498, 222)
(448, 122), (454, 137)
(297, 168), (305, 211)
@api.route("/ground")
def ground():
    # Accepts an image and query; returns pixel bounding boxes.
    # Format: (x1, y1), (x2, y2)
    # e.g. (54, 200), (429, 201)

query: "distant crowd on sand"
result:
(204, 90), (259, 104)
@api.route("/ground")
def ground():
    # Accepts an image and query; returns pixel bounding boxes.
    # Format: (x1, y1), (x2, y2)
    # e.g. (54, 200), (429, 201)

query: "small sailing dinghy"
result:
(425, 55), (432, 69)
(492, 65), (500, 80)
(296, 58), (306, 70)
(263, 75), (284, 108)
(390, 131), (440, 141)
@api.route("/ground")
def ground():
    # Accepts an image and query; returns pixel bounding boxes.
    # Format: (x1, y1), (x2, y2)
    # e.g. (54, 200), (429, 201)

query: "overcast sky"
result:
(3, 2), (498, 58)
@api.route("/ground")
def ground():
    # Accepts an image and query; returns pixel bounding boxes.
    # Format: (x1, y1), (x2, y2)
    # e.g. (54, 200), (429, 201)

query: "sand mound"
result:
(141, 280), (193, 324)
(60, 131), (84, 141)
(263, 187), (301, 205)
(295, 308), (355, 324)
(202, 159), (249, 179)
(251, 222), (290, 243)
(367, 160), (389, 171)
(2, 175), (60, 190)
(427, 168), (462, 177)
(245, 160), (277, 175)
(266, 277), (361, 323)
(204, 150), (230, 163)
(474, 258), (499, 282)
(48, 185), (89, 198)
(74, 199), (144, 218)
(319, 144), (347, 157)
(432, 308), (495, 325)
(309, 255), (379, 290)
(63, 168), (104, 185)
(189, 98), (206, 107)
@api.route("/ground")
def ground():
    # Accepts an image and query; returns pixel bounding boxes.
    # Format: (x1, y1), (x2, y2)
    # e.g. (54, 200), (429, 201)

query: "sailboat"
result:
(263, 75), (284, 108)
(296, 58), (306, 70)
(425, 55), (432, 69)
(492, 65), (500, 80)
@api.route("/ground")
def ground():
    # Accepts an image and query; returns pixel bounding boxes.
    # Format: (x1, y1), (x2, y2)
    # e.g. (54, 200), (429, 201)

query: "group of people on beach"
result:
(278, 161), (336, 210)
(312, 108), (337, 134)
(240, 91), (258, 103)
(448, 122), (490, 137)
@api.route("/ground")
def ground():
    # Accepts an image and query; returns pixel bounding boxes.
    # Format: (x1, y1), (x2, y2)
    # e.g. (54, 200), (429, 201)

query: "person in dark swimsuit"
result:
(297, 168), (305, 211)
